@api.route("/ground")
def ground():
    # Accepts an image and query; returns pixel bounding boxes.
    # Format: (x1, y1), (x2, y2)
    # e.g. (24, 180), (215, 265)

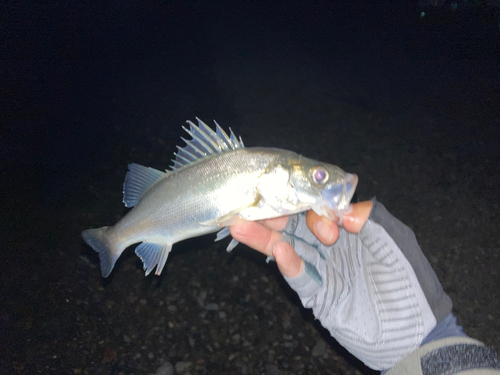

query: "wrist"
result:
(385, 336), (500, 375)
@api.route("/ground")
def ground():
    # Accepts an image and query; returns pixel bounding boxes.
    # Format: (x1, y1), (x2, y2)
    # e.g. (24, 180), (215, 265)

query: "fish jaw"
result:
(314, 173), (358, 220)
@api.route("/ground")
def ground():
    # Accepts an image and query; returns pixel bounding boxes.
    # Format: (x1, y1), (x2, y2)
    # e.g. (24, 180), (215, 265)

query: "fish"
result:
(81, 118), (358, 279)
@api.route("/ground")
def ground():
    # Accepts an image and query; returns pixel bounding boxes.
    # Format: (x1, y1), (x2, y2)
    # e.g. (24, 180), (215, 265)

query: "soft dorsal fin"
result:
(169, 118), (245, 170)
(123, 163), (166, 207)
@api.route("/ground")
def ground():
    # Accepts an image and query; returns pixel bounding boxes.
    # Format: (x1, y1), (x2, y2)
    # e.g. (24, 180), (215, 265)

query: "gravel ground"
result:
(1, 1), (499, 374)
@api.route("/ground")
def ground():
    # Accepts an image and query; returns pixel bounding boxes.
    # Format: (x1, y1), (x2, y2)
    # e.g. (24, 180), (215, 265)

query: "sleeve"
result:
(385, 336), (500, 375)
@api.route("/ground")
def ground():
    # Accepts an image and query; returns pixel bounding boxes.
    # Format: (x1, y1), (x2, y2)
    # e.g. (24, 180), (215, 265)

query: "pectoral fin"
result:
(199, 195), (261, 227)
(202, 193), (262, 253)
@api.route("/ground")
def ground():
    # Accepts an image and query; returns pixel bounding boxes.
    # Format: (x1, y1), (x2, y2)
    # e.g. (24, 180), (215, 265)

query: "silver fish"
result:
(82, 118), (358, 278)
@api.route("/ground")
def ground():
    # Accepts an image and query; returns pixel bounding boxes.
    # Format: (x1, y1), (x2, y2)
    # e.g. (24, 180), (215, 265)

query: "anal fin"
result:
(135, 242), (172, 276)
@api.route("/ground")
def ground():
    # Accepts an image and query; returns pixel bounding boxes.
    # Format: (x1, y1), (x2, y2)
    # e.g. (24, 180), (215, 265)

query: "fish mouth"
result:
(321, 173), (358, 213)
(341, 173), (358, 209)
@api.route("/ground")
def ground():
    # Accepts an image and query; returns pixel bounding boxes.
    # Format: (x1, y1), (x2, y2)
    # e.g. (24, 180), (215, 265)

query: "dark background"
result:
(1, 0), (499, 374)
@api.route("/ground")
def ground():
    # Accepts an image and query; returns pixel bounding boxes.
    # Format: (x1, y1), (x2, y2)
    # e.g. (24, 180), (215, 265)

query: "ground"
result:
(1, 1), (499, 374)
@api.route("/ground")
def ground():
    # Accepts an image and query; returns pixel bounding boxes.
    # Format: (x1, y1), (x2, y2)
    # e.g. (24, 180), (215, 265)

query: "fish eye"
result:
(310, 166), (329, 185)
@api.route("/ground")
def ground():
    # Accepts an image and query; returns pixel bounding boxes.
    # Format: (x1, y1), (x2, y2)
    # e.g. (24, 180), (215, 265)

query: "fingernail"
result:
(315, 220), (334, 243)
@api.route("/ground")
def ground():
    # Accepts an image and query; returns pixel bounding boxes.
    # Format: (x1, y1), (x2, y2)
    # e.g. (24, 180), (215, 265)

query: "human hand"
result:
(230, 199), (451, 370)
(229, 201), (373, 279)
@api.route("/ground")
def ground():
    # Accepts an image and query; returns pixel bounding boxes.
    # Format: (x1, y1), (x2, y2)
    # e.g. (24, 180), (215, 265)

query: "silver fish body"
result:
(82, 119), (357, 278)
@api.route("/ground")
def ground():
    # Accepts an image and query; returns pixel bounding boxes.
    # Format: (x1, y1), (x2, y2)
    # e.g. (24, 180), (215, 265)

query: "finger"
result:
(229, 220), (283, 257)
(306, 211), (339, 245)
(342, 201), (373, 233)
(272, 241), (304, 278)
(258, 215), (289, 232)
(306, 201), (375, 244)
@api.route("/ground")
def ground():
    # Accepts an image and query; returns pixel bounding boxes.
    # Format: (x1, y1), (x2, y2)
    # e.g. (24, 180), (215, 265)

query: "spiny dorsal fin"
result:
(169, 118), (244, 170)
(123, 163), (166, 207)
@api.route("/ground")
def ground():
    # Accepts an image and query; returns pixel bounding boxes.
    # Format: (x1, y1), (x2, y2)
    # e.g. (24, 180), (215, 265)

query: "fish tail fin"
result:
(81, 226), (122, 278)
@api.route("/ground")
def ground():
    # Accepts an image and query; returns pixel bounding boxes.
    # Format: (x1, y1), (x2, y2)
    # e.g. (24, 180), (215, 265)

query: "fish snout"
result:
(344, 173), (358, 206)
(321, 173), (358, 212)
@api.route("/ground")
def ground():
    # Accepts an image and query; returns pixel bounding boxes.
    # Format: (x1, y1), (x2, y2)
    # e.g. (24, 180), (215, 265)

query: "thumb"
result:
(272, 241), (304, 278)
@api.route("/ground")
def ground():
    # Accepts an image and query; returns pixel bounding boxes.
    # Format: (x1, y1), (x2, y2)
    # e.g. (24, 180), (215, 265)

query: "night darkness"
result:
(1, 0), (500, 374)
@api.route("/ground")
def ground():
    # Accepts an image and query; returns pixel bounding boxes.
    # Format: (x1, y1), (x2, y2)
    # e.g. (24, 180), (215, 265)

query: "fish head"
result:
(287, 156), (358, 220)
